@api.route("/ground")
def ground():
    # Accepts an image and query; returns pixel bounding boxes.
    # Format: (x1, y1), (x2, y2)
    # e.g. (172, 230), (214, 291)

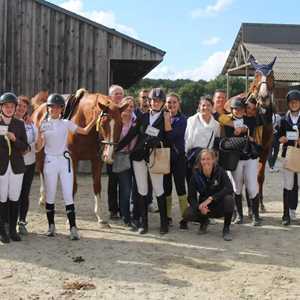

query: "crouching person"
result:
(182, 149), (234, 241)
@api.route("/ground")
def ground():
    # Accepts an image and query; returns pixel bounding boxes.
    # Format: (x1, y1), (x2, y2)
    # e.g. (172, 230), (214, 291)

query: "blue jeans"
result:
(116, 169), (132, 224)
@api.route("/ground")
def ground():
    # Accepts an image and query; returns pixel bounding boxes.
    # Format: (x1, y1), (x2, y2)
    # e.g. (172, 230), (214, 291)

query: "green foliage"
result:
(127, 75), (245, 116)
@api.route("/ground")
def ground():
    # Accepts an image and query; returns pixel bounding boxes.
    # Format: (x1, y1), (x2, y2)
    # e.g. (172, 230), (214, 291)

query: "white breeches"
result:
(231, 159), (258, 199)
(133, 160), (164, 197)
(0, 162), (23, 203)
(282, 163), (300, 190)
(44, 155), (74, 206)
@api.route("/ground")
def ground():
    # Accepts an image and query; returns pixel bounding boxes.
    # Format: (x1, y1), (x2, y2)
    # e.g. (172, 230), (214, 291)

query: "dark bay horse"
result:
(31, 89), (128, 225)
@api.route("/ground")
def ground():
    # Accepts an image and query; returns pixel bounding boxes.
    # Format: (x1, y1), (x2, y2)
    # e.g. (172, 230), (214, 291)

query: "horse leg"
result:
(91, 158), (110, 228)
(258, 161), (266, 213)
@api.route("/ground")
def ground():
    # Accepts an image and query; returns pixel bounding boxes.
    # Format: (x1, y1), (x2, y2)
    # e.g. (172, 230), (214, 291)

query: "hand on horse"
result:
(279, 136), (288, 144)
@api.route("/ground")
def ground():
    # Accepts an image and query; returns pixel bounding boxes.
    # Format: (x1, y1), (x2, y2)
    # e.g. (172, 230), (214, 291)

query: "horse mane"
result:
(31, 90), (49, 111)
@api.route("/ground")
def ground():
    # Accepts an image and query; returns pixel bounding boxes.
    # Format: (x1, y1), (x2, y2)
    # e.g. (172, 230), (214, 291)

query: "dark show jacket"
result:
(187, 165), (233, 211)
(0, 118), (28, 175)
(116, 111), (166, 162)
(165, 112), (187, 162)
(279, 112), (300, 158)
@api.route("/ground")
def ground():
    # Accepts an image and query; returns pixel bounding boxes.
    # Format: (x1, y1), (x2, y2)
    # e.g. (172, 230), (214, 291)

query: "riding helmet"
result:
(46, 93), (65, 107)
(230, 96), (246, 109)
(0, 92), (18, 105)
(286, 90), (300, 103)
(149, 88), (166, 102)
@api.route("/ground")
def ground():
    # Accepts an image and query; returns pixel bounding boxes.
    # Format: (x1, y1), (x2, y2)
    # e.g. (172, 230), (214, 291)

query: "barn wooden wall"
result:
(0, 0), (163, 97)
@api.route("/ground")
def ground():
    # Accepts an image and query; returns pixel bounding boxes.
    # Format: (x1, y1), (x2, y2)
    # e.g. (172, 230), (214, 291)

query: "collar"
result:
(198, 113), (212, 125)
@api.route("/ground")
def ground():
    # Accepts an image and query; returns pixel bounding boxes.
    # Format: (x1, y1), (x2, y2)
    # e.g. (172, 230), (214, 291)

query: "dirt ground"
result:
(1, 159), (300, 300)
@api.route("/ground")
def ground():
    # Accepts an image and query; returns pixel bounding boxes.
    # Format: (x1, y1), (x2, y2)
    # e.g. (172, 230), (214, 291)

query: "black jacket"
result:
(0, 118), (28, 175)
(188, 165), (233, 211)
(279, 112), (300, 158)
(116, 111), (166, 162)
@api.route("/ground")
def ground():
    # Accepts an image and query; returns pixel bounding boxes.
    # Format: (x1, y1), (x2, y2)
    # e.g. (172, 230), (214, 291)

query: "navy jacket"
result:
(165, 113), (187, 163)
(188, 165), (233, 211)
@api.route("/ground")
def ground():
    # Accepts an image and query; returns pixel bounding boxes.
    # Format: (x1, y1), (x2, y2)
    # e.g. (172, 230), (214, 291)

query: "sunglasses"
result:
(142, 96), (150, 100)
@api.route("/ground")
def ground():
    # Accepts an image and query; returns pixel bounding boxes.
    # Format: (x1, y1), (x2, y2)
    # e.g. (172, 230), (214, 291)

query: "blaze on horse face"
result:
(97, 99), (128, 164)
(248, 55), (276, 108)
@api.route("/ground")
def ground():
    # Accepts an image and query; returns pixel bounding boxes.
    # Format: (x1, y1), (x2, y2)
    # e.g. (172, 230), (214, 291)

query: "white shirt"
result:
(185, 113), (220, 153)
(41, 119), (78, 156)
(149, 111), (161, 126)
(23, 122), (38, 165)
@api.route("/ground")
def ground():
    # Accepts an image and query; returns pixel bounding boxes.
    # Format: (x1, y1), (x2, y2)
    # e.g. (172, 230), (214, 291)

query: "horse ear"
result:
(119, 101), (129, 113)
(97, 94), (111, 110)
(268, 56), (277, 69)
(248, 54), (259, 69)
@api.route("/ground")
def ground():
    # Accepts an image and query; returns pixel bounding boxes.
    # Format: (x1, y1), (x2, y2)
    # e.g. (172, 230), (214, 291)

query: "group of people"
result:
(0, 85), (299, 244)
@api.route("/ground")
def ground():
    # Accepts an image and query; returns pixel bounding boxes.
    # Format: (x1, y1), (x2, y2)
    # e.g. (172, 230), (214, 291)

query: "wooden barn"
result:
(0, 0), (165, 96)
(222, 23), (300, 113)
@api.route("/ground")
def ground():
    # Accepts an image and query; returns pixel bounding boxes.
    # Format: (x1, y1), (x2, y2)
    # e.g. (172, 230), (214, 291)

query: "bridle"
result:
(96, 109), (118, 146)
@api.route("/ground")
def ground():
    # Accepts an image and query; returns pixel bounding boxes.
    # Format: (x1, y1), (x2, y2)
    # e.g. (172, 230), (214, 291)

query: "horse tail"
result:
(75, 88), (88, 100)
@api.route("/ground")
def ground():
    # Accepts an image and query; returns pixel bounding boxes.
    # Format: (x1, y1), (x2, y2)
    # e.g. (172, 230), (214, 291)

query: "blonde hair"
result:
(195, 149), (217, 171)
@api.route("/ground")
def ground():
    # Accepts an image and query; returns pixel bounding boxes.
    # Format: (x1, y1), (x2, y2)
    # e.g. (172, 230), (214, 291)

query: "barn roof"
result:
(222, 23), (300, 82)
(36, 0), (165, 56)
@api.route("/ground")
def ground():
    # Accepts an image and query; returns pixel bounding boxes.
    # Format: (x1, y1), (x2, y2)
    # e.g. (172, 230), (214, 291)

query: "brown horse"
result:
(31, 89), (127, 224)
(225, 55), (276, 212)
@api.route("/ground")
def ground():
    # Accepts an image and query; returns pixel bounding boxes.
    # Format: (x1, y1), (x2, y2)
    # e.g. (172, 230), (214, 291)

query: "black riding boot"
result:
(223, 211), (233, 241)
(233, 194), (243, 224)
(0, 202), (10, 243)
(282, 189), (290, 226)
(138, 195), (148, 234)
(8, 200), (21, 241)
(251, 195), (261, 226)
(157, 194), (169, 234)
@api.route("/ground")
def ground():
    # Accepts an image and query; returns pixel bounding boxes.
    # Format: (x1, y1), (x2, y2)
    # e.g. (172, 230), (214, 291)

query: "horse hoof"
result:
(39, 198), (45, 208)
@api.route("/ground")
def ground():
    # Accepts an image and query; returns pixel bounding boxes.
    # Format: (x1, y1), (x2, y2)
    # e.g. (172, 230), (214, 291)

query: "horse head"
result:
(248, 55), (276, 108)
(96, 95), (128, 164)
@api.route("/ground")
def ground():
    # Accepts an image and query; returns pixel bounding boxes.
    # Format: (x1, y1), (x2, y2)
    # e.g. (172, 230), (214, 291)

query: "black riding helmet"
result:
(0, 92), (18, 105)
(287, 89), (300, 103)
(47, 93), (65, 107)
(230, 96), (246, 109)
(149, 88), (166, 102)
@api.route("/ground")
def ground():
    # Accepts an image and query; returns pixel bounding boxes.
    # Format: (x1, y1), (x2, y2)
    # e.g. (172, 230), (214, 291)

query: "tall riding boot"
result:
(223, 211), (233, 241)
(233, 194), (243, 224)
(157, 194), (169, 234)
(251, 195), (261, 226)
(282, 189), (290, 226)
(8, 200), (21, 241)
(46, 203), (56, 236)
(166, 195), (173, 226)
(0, 202), (10, 243)
(138, 195), (148, 234)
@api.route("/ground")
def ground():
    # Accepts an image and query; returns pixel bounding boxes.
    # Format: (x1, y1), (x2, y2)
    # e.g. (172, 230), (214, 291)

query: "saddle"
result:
(63, 89), (86, 120)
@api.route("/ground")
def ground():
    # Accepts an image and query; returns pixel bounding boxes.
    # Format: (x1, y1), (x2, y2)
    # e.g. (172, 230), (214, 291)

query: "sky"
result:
(49, 0), (300, 81)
